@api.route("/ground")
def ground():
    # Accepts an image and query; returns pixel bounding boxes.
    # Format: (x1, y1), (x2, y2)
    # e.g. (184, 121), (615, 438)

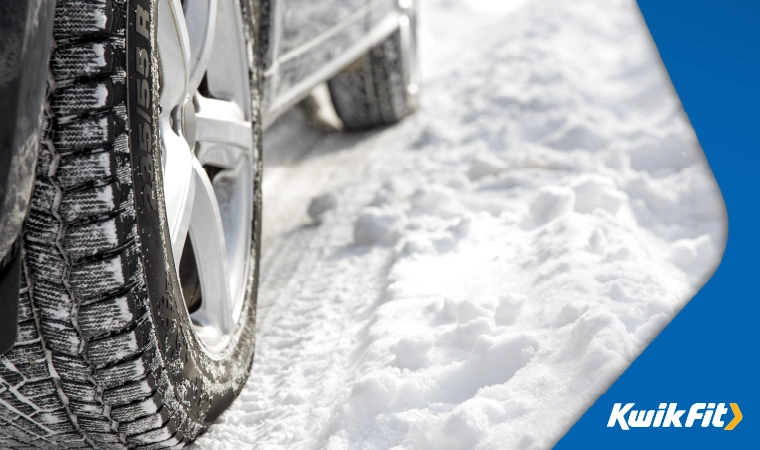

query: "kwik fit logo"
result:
(607, 403), (742, 430)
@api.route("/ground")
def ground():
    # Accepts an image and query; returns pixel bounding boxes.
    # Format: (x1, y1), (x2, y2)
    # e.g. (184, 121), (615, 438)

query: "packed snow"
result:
(193, 0), (726, 448)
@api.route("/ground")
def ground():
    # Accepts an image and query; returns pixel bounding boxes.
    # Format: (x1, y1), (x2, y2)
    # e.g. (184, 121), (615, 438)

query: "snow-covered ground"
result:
(194, 0), (726, 448)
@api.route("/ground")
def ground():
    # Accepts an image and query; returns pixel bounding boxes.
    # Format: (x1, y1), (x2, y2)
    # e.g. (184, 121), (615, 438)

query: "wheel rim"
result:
(399, 0), (420, 99)
(157, 0), (254, 353)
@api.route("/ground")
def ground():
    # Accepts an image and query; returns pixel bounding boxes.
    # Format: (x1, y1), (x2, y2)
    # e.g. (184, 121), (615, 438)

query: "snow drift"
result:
(193, 0), (726, 448)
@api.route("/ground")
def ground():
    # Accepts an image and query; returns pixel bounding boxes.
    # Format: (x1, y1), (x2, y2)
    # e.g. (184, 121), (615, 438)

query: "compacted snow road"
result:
(193, 0), (726, 448)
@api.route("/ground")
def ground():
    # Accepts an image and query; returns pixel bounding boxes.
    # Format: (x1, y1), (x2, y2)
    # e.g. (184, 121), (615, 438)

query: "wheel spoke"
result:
(187, 157), (233, 342)
(203, 0), (250, 111)
(158, 0), (191, 113)
(195, 95), (252, 168)
(182, 0), (218, 92)
(161, 118), (196, 267)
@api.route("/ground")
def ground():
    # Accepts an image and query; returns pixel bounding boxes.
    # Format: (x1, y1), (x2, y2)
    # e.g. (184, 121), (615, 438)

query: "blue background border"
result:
(559, 0), (759, 447)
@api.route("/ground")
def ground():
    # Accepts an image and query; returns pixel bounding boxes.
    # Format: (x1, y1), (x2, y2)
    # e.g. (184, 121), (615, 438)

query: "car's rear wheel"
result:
(0, 0), (261, 448)
(328, 0), (420, 130)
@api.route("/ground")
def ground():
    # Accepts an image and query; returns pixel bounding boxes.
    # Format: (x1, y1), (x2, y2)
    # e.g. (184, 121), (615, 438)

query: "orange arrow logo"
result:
(724, 403), (742, 430)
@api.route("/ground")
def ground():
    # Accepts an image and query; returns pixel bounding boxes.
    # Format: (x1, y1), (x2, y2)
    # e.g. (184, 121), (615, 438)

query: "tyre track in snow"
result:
(240, 107), (406, 448)
(256, 107), (375, 327)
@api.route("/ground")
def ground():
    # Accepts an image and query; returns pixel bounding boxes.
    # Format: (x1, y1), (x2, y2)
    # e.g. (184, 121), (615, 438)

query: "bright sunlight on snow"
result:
(193, 0), (726, 448)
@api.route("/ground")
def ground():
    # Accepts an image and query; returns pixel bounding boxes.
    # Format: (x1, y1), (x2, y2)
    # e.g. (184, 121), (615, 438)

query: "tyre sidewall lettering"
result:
(127, 0), (207, 422)
(130, 1), (156, 214)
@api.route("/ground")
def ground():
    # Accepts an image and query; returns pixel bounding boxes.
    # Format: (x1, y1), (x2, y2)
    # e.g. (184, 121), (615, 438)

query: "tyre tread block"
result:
(51, 41), (122, 82)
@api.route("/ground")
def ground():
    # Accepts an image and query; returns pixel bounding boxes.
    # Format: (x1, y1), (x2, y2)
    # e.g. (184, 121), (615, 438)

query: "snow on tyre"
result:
(0, 0), (262, 449)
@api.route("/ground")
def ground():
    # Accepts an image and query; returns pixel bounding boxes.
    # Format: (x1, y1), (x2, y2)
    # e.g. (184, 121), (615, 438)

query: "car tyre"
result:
(328, 1), (420, 130)
(0, 0), (262, 448)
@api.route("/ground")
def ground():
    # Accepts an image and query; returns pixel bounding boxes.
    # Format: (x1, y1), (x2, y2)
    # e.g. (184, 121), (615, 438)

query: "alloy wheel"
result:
(157, 0), (255, 353)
